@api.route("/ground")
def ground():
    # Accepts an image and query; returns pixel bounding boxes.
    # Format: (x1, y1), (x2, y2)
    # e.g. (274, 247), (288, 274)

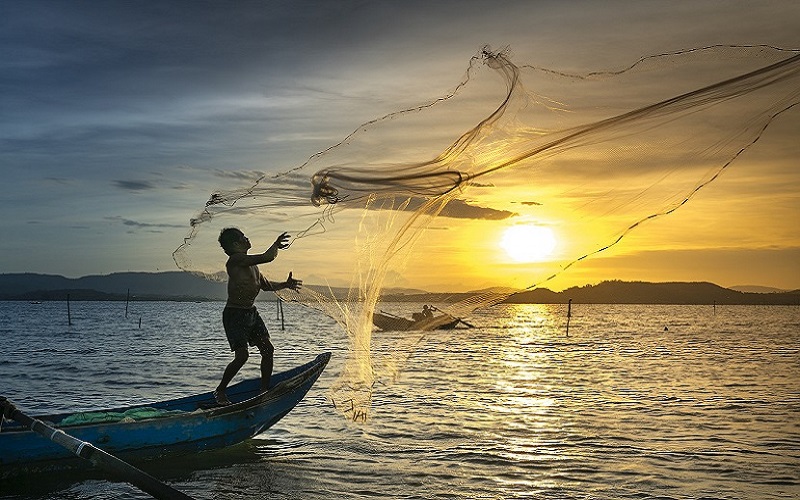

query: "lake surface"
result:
(1, 301), (798, 499)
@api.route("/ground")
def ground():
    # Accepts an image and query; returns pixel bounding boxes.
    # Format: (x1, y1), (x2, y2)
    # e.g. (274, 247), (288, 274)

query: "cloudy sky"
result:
(2, 1), (798, 290)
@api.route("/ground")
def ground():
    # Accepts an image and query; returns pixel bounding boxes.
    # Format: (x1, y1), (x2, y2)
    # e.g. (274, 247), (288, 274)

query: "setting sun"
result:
(500, 224), (557, 262)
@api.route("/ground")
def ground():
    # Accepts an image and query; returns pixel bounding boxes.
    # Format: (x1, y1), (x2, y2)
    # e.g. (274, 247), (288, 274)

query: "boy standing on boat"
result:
(214, 228), (302, 405)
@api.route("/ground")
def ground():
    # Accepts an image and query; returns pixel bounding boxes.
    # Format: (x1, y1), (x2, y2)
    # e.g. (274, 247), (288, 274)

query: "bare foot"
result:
(213, 389), (232, 405)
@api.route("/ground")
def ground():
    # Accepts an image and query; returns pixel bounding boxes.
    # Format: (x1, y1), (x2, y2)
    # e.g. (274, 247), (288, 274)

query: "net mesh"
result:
(174, 45), (800, 421)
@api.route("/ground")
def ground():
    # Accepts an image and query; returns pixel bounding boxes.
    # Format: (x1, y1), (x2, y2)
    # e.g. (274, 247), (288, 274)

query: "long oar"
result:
(429, 305), (475, 328)
(0, 397), (194, 500)
(456, 318), (476, 328)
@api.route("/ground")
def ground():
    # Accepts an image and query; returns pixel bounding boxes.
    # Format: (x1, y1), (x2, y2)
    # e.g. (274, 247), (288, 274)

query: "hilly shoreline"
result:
(0, 273), (798, 305)
(386, 280), (799, 305)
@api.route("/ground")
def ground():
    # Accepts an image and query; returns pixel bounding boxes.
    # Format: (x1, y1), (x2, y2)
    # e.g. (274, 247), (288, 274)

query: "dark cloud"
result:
(370, 197), (516, 220)
(43, 177), (73, 185)
(439, 199), (516, 220)
(214, 169), (266, 181)
(106, 216), (184, 230)
(113, 180), (155, 191)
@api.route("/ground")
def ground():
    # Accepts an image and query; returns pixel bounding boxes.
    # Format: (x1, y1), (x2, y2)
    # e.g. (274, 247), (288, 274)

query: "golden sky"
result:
(3, 1), (799, 291)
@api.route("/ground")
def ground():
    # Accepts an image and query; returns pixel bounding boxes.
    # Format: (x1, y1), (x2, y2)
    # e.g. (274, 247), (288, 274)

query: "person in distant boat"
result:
(214, 228), (302, 405)
(413, 304), (435, 322)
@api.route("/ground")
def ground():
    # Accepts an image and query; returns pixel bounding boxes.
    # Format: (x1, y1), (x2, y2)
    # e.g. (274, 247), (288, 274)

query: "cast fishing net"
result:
(174, 45), (800, 422)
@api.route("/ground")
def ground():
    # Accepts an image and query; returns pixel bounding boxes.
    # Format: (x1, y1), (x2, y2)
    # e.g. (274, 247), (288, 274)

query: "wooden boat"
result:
(0, 352), (330, 477)
(372, 311), (460, 331)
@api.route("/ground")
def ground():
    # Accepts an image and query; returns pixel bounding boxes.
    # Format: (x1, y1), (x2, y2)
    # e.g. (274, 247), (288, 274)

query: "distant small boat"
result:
(0, 353), (330, 477)
(372, 311), (461, 331)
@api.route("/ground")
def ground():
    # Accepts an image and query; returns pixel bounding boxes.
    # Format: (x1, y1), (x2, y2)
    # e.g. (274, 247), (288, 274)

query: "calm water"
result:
(1, 300), (798, 499)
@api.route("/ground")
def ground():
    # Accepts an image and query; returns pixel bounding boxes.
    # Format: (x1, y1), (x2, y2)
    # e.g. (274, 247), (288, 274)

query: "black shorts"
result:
(222, 307), (270, 351)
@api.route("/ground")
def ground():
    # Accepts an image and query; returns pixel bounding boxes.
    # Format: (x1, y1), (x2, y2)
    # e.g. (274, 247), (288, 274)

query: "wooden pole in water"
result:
(0, 397), (195, 500)
(125, 288), (130, 318)
(566, 299), (572, 337)
(67, 293), (72, 326)
(279, 297), (285, 331)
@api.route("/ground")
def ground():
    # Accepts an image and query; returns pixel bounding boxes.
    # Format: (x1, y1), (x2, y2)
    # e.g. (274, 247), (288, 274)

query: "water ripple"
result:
(1, 302), (799, 499)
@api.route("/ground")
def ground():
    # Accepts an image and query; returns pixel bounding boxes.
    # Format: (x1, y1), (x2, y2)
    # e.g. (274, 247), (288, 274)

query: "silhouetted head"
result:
(218, 227), (249, 255)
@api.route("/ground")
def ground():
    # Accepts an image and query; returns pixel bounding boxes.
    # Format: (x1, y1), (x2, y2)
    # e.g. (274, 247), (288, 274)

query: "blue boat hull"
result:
(0, 353), (330, 477)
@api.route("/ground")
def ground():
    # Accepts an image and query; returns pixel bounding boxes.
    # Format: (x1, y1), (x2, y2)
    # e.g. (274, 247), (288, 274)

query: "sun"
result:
(500, 224), (557, 262)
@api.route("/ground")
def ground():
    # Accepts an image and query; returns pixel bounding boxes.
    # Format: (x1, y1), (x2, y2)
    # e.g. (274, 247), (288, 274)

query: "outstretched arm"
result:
(234, 232), (291, 267)
(261, 271), (303, 292)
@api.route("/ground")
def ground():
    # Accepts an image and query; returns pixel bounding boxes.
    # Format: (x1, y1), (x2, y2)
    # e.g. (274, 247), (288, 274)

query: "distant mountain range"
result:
(0, 272), (798, 305)
(501, 281), (799, 305)
(0, 272), (228, 301)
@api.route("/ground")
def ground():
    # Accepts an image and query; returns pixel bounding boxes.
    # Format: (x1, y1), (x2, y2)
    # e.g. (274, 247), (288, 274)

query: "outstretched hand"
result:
(274, 232), (291, 250)
(285, 271), (302, 291)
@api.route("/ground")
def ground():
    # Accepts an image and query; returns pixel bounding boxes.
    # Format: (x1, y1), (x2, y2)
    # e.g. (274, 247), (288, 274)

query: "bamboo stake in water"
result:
(279, 298), (285, 331)
(566, 299), (572, 337)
